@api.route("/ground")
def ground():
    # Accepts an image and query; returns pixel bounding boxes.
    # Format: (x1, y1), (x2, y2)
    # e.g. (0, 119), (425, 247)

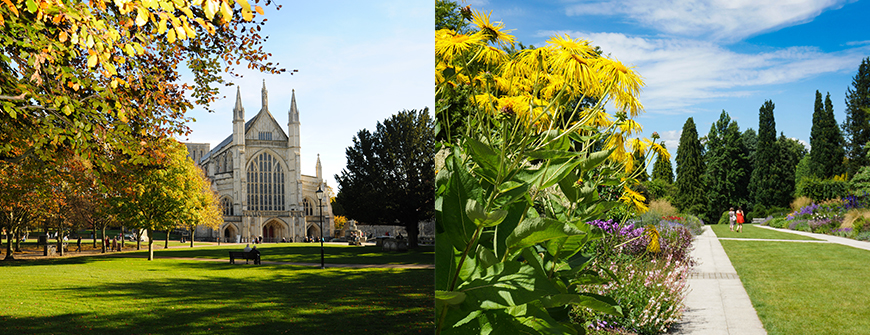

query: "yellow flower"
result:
(645, 224), (660, 252)
(598, 57), (645, 117)
(618, 119), (643, 136)
(547, 34), (596, 58)
(471, 10), (515, 47)
(477, 46), (506, 66)
(436, 29), (484, 64)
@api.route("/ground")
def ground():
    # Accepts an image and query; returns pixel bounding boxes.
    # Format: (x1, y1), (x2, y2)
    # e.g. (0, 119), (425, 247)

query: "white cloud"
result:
(564, 0), (852, 42)
(658, 129), (683, 151)
(539, 31), (869, 115)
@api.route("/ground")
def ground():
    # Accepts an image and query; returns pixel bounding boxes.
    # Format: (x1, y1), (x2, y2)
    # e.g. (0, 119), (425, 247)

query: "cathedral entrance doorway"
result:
(223, 224), (239, 243)
(263, 220), (283, 243)
(306, 224), (320, 241)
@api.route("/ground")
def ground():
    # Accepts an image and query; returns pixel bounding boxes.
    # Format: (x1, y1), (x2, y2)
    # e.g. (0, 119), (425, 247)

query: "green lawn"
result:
(136, 243), (435, 265)
(720, 239), (870, 334)
(0, 246), (433, 335)
(710, 224), (819, 240)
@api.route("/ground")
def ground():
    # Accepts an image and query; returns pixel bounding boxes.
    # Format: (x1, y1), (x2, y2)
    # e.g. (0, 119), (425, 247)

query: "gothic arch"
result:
(262, 218), (290, 242)
(246, 150), (288, 211)
(220, 196), (234, 216)
(222, 223), (240, 243)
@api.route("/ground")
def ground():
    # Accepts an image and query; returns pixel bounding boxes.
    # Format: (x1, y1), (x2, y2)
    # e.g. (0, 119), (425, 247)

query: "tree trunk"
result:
(14, 226), (22, 252)
(92, 223), (97, 248)
(406, 221), (419, 249)
(147, 233), (153, 261)
(101, 226), (106, 253)
(164, 230), (169, 249)
(4, 230), (14, 260)
(190, 227), (194, 248)
(57, 221), (64, 257)
(137, 228), (143, 250)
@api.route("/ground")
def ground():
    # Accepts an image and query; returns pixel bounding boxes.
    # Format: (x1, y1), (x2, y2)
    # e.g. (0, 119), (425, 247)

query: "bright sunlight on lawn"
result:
(0, 245), (433, 335)
(718, 229), (870, 334)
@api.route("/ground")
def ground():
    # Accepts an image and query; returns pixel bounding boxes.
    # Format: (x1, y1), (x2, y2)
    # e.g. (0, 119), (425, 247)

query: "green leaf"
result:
(539, 293), (623, 317)
(505, 216), (585, 253)
(466, 137), (500, 184)
(25, 0), (37, 13)
(459, 261), (560, 310)
(436, 290), (467, 307)
(580, 148), (615, 172)
(557, 170), (581, 203)
(526, 149), (582, 160)
(515, 157), (582, 190)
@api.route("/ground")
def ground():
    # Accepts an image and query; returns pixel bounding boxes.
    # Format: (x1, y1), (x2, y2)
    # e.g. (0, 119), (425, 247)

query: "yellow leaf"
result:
(220, 1), (232, 23)
(135, 7), (147, 26)
(203, 0), (217, 20)
(167, 28), (176, 43)
(236, 0), (250, 10)
(158, 17), (167, 34)
(175, 25), (186, 40)
(87, 54), (97, 68)
(241, 9), (252, 21)
(254, 5), (263, 15)
(183, 22), (195, 38)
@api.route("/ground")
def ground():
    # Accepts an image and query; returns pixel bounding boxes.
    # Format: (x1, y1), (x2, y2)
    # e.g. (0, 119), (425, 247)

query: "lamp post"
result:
(316, 186), (324, 269)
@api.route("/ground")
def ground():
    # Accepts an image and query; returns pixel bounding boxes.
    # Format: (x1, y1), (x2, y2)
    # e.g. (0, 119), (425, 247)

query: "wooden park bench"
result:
(228, 251), (260, 265)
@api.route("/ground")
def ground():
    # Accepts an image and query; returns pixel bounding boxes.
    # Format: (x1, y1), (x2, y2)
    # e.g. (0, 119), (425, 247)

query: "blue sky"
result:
(178, 1), (434, 191)
(467, 0), (870, 158)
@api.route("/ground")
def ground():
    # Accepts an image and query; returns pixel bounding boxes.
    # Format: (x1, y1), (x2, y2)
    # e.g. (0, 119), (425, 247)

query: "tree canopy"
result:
(809, 90), (845, 178)
(844, 57), (870, 176)
(703, 110), (750, 222)
(674, 117), (706, 215)
(335, 109), (434, 248)
(750, 100), (791, 208)
(0, 0), (284, 174)
(651, 142), (673, 183)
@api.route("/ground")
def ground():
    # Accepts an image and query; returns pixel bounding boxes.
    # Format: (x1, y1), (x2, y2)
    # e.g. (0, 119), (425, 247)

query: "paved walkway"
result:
(755, 225), (870, 251)
(672, 225), (766, 335)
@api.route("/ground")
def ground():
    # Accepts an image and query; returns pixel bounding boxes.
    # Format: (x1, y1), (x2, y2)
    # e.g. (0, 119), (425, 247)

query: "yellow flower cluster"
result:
(436, 9), (669, 213)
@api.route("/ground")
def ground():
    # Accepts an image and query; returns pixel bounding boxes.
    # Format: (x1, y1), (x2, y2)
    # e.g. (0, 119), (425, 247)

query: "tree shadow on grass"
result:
(1, 260), (433, 335)
(137, 244), (435, 265)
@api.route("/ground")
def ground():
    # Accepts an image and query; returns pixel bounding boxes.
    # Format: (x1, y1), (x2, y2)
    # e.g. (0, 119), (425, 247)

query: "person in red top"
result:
(735, 207), (745, 233)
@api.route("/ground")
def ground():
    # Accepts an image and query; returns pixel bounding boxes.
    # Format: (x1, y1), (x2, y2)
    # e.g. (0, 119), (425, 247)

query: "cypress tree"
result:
(778, 134), (808, 200)
(844, 57), (870, 177)
(632, 150), (649, 182)
(674, 117), (706, 216)
(750, 100), (789, 208)
(703, 111), (751, 223)
(810, 90), (846, 178)
(652, 142), (674, 183)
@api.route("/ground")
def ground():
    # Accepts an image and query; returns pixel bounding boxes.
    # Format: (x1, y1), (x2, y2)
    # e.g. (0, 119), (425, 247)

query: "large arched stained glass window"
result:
(247, 152), (286, 211)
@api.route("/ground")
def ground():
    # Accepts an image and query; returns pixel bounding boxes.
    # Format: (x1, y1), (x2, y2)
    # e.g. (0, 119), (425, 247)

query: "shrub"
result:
(648, 199), (678, 217)
(791, 196), (813, 211)
(767, 217), (788, 228)
(717, 210), (730, 225)
(796, 177), (850, 201)
(841, 209), (870, 229)
(644, 179), (674, 202)
(856, 231), (870, 241)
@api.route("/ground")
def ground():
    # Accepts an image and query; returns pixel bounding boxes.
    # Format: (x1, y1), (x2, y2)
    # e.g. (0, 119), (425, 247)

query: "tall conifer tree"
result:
(652, 142), (674, 183)
(844, 57), (870, 177)
(750, 100), (789, 208)
(778, 134), (808, 200)
(810, 90), (846, 178)
(704, 111), (751, 223)
(674, 117), (706, 215)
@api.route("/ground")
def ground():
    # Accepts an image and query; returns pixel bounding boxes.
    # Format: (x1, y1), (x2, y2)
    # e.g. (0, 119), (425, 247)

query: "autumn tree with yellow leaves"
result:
(0, 0), (284, 173)
(435, 9), (669, 334)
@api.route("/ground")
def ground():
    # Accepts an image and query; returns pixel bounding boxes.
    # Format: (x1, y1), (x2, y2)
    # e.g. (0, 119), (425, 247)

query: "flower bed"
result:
(573, 214), (700, 334)
(766, 195), (870, 241)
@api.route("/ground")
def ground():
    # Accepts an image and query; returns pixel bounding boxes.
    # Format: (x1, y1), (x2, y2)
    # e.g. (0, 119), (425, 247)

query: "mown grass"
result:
(710, 224), (819, 240)
(720, 239), (870, 334)
(0, 249), (433, 335)
(138, 243), (435, 265)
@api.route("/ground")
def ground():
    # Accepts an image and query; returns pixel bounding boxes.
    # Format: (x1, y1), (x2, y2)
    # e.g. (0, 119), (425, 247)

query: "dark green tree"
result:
(810, 90), (846, 178)
(436, 0), (470, 32)
(631, 150), (649, 182)
(703, 111), (751, 223)
(652, 142), (674, 183)
(750, 100), (790, 208)
(335, 109), (434, 248)
(843, 57), (870, 177)
(674, 117), (706, 215)
(777, 134), (808, 200)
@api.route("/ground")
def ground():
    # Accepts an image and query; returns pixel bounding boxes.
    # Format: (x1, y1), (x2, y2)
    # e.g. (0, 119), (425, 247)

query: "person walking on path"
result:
(736, 207), (745, 233)
(76, 236), (82, 253)
(729, 207), (737, 232)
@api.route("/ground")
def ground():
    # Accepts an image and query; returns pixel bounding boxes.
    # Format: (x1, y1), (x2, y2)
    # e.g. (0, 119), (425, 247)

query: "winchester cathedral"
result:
(184, 82), (335, 243)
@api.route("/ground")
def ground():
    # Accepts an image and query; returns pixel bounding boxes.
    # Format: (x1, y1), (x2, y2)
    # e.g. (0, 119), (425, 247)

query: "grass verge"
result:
(138, 243), (435, 265)
(720, 239), (870, 334)
(0, 252), (433, 334)
(710, 224), (819, 240)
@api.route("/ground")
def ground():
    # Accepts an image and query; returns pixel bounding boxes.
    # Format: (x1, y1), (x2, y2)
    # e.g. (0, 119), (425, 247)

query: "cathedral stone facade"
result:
(185, 82), (334, 243)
